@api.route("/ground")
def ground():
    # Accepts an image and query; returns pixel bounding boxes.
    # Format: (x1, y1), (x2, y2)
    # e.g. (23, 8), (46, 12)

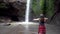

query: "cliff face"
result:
(48, 0), (60, 26)
(0, 1), (26, 22)
(3, 0), (26, 3)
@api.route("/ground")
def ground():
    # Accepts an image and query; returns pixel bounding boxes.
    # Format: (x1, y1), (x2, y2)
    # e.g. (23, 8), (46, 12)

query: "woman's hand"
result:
(33, 18), (40, 21)
(44, 18), (48, 22)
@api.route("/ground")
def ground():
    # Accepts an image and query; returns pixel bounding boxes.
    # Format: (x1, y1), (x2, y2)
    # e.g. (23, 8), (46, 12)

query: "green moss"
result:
(0, 3), (8, 8)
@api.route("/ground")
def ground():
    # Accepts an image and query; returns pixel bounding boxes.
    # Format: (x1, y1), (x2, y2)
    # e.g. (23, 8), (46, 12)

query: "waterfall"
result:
(25, 0), (31, 22)
(24, 0), (31, 34)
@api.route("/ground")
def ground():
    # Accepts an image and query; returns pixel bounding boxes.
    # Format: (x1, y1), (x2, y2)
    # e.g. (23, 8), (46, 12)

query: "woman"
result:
(33, 14), (48, 34)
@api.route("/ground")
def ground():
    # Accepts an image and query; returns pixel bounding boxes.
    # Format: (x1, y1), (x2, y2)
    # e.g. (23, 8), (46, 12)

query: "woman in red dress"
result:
(33, 14), (48, 34)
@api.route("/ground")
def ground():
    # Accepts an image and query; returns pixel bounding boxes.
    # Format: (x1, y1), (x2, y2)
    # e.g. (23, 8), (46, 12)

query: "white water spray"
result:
(25, 0), (31, 22)
(24, 0), (31, 34)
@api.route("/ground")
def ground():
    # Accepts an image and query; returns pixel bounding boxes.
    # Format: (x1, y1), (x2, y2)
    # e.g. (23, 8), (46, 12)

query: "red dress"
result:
(38, 24), (46, 34)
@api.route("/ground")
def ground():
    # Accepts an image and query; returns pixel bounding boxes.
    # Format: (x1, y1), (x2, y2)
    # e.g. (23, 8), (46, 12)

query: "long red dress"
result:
(38, 18), (46, 34)
(38, 24), (46, 34)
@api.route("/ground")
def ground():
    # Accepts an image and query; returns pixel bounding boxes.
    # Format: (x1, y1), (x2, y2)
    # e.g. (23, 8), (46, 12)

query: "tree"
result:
(32, 0), (45, 17)
(32, 0), (55, 18)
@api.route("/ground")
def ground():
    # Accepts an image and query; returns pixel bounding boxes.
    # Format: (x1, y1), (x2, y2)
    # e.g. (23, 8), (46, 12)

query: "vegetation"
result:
(32, 0), (55, 17)
(32, 0), (44, 16)
(46, 0), (55, 17)
(0, 3), (8, 9)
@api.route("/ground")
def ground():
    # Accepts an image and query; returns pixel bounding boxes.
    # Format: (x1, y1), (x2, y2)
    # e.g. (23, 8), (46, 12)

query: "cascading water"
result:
(25, 0), (30, 22)
(24, 0), (31, 34)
